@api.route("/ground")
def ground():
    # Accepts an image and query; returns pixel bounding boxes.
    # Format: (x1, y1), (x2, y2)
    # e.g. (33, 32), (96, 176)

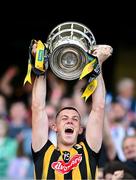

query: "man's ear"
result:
(51, 123), (57, 132)
(79, 126), (84, 135)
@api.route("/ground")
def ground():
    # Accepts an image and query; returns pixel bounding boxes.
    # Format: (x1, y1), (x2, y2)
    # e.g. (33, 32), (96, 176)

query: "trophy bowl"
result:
(46, 22), (96, 80)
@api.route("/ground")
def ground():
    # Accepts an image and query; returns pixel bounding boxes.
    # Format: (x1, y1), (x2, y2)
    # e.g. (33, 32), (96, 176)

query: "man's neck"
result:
(57, 143), (75, 151)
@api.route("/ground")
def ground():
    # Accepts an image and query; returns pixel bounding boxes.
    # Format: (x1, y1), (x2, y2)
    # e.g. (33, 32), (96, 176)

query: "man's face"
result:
(123, 137), (136, 160)
(54, 109), (82, 146)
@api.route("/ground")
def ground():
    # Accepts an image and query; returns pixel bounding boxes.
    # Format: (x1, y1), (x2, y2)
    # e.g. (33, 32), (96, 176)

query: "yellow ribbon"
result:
(23, 59), (32, 85)
(79, 59), (96, 80)
(81, 79), (98, 101)
(35, 40), (45, 72)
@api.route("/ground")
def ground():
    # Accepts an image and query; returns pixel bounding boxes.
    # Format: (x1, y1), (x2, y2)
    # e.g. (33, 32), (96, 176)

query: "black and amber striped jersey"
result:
(32, 140), (100, 180)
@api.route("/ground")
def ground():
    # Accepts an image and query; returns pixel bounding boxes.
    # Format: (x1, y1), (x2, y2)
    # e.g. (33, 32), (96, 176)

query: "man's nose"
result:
(67, 119), (73, 124)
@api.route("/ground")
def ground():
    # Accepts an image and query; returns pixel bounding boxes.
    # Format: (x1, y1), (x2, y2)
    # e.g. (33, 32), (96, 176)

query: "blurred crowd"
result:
(0, 66), (136, 180)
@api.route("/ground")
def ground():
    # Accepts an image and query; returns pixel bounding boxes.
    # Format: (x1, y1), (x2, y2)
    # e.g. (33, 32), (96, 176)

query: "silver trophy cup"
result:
(46, 22), (96, 80)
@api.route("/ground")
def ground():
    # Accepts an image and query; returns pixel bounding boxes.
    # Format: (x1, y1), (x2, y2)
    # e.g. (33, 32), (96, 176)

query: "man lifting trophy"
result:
(24, 22), (114, 180)
(24, 21), (113, 100)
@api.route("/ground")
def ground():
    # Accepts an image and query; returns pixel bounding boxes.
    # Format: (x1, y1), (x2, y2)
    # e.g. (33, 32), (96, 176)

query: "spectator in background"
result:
(7, 141), (31, 179)
(111, 171), (134, 180)
(0, 119), (18, 178)
(0, 66), (19, 98)
(7, 100), (33, 177)
(115, 77), (136, 125)
(122, 135), (136, 178)
(107, 101), (135, 161)
(0, 65), (32, 111)
(116, 77), (136, 110)
(8, 101), (29, 142)
(103, 160), (135, 180)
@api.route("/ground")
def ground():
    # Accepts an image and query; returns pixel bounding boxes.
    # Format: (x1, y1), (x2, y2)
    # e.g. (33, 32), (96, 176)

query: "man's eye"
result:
(62, 118), (67, 121)
(73, 118), (78, 121)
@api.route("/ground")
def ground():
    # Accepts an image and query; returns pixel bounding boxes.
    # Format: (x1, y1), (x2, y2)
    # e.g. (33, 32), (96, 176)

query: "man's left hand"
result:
(92, 45), (113, 65)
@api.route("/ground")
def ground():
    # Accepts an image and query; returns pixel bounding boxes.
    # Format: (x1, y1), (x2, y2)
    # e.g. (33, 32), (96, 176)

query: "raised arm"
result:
(86, 45), (113, 153)
(31, 75), (49, 152)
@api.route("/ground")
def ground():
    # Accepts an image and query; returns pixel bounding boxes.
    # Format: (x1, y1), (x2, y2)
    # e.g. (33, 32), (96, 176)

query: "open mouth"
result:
(65, 127), (74, 134)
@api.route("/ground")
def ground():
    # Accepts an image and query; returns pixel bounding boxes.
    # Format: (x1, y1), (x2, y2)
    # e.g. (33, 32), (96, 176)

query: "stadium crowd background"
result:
(0, 4), (136, 179)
